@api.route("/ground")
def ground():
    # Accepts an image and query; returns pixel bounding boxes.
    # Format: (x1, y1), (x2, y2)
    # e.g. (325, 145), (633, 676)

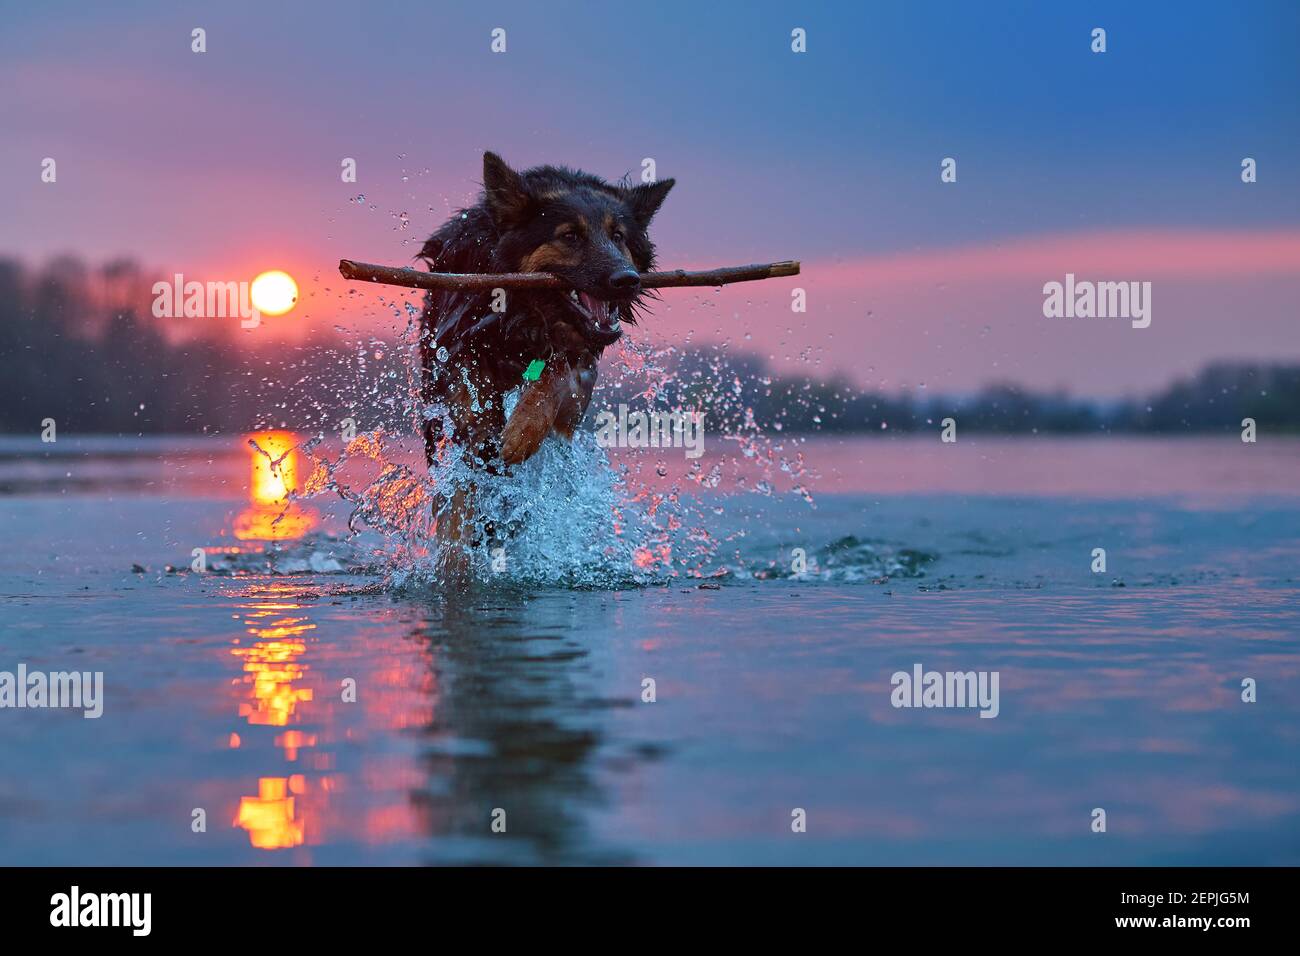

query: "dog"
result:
(417, 151), (674, 553)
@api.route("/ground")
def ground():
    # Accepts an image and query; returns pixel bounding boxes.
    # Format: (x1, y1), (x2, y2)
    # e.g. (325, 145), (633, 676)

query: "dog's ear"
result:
(482, 151), (532, 230)
(623, 178), (675, 227)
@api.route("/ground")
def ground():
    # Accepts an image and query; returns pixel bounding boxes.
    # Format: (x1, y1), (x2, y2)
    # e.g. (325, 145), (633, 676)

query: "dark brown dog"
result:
(417, 152), (674, 550)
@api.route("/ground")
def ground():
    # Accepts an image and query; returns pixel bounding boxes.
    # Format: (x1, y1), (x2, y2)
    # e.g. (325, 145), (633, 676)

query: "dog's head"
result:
(480, 151), (674, 350)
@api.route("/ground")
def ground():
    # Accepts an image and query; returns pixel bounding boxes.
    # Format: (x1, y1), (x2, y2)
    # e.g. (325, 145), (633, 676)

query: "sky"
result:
(2, 0), (1298, 397)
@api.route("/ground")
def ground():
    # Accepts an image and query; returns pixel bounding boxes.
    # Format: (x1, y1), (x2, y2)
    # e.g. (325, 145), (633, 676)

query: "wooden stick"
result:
(338, 258), (800, 292)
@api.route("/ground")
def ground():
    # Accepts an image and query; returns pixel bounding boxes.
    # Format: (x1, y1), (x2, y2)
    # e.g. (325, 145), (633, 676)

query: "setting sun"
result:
(250, 270), (298, 316)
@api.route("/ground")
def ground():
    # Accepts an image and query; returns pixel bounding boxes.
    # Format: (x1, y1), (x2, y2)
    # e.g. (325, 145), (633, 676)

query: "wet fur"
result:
(417, 152), (674, 554)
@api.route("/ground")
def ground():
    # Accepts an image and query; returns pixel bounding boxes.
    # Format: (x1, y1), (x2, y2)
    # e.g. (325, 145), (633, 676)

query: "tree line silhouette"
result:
(1, 256), (1296, 436)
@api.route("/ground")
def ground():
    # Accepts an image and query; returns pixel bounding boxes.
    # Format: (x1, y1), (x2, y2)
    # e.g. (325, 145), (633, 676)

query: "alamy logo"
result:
(595, 404), (705, 459)
(50, 886), (151, 936)
(890, 663), (1000, 718)
(152, 273), (260, 328)
(1042, 273), (1151, 329)
(0, 663), (103, 718)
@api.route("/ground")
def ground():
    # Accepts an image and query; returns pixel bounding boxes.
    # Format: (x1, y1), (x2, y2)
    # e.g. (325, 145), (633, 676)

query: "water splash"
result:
(267, 304), (905, 591)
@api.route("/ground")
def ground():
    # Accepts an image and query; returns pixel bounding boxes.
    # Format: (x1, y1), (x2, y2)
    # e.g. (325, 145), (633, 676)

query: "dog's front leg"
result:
(434, 482), (476, 580)
(553, 350), (598, 438)
(499, 356), (577, 465)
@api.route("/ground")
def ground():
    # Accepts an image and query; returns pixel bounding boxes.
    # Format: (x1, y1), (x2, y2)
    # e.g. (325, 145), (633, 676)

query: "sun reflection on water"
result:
(236, 776), (305, 850)
(231, 595), (321, 849)
(220, 576), (437, 855)
(234, 430), (318, 541)
(231, 606), (316, 728)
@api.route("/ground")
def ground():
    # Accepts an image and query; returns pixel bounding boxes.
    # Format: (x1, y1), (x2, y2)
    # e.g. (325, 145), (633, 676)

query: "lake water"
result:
(1, 434), (1297, 864)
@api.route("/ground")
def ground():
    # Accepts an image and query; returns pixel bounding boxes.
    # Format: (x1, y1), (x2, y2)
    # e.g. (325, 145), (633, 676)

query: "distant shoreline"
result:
(2, 258), (1296, 436)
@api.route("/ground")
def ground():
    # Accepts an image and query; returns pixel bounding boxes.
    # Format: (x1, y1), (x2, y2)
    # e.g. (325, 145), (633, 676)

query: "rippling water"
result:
(1, 435), (1297, 864)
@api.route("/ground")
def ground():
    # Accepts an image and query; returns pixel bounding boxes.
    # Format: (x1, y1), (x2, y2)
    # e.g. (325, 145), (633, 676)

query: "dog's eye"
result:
(557, 228), (580, 244)
(611, 229), (625, 243)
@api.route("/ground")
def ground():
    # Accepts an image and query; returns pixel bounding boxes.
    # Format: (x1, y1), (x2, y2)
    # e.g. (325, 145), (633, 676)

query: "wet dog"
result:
(417, 152), (674, 554)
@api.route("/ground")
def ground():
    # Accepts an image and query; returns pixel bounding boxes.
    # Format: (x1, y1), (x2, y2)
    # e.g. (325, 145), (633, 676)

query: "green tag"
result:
(523, 359), (545, 381)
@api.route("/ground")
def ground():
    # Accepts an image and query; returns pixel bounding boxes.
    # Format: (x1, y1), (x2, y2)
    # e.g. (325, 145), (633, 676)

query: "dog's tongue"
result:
(579, 292), (612, 327)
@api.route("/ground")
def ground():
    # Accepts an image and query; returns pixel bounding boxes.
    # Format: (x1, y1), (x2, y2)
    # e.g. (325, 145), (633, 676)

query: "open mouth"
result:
(562, 290), (622, 341)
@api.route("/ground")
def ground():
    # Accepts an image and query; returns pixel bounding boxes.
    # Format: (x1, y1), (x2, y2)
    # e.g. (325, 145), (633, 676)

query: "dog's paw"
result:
(500, 404), (550, 465)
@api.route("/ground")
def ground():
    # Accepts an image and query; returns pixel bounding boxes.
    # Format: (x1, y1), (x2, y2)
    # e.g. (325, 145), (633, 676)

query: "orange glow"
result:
(236, 777), (304, 849)
(233, 638), (314, 727)
(229, 598), (323, 851)
(275, 729), (318, 761)
(632, 544), (672, 569)
(234, 430), (318, 540)
(250, 430), (298, 504)
(232, 608), (316, 728)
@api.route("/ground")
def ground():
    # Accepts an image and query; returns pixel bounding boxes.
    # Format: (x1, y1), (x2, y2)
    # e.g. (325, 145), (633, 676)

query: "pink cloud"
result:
(805, 228), (1300, 288)
(640, 227), (1300, 397)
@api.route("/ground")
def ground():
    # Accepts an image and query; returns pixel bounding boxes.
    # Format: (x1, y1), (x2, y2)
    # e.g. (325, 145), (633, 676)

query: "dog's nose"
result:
(607, 268), (640, 293)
